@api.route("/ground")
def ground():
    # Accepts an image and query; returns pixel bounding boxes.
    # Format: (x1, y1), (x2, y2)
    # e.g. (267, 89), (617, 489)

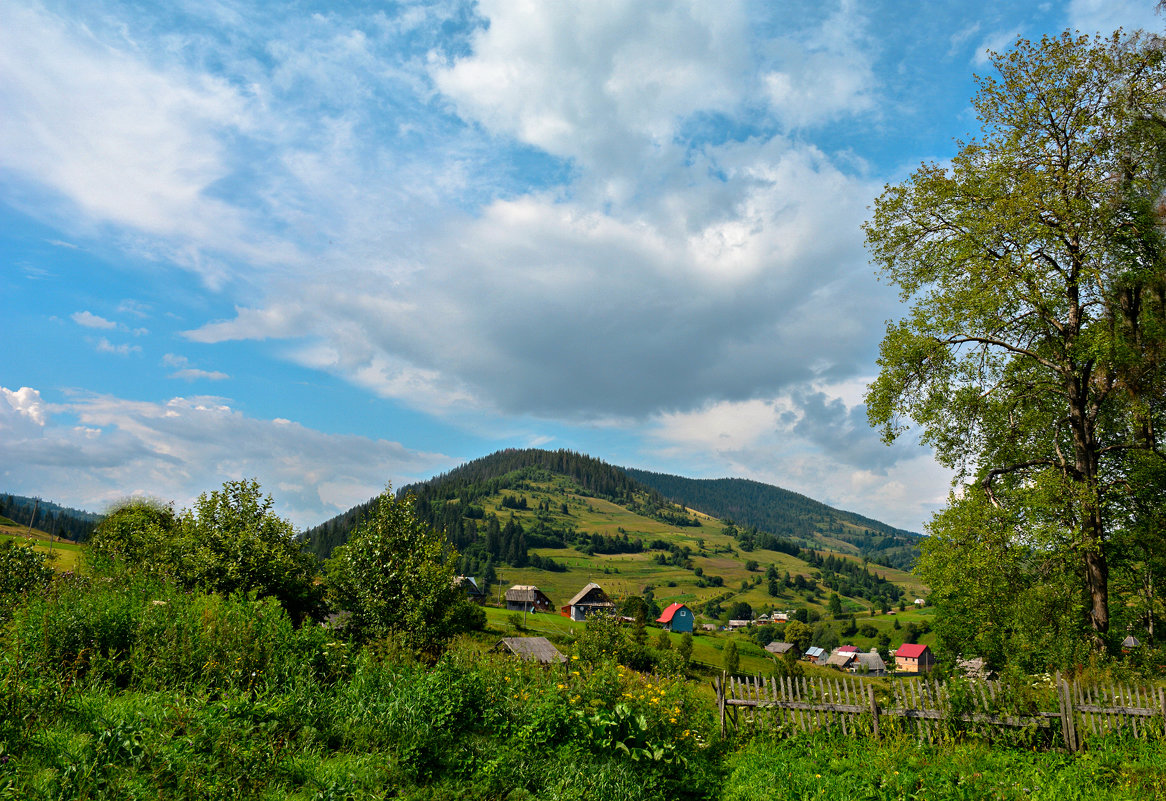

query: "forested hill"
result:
(301, 448), (701, 560)
(622, 469), (921, 570)
(0, 493), (102, 541)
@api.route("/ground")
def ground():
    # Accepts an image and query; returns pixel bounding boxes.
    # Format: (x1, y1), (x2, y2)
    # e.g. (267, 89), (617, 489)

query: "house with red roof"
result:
(656, 602), (694, 633)
(894, 643), (935, 674)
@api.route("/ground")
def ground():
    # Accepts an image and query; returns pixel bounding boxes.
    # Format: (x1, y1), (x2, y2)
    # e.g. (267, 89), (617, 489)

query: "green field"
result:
(0, 525), (82, 572)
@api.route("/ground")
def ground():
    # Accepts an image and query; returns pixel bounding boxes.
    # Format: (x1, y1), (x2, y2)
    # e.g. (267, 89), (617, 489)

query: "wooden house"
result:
(505, 585), (553, 613)
(454, 576), (486, 604)
(564, 582), (616, 621)
(804, 646), (827, 664)
(848, 649), (887, 676)
(657, 602), (694, 633)
(764, 641), (795, 657)
(825, 650), (857, 670)
(493, 637), (566, 665)
(894, 643), (936, 673)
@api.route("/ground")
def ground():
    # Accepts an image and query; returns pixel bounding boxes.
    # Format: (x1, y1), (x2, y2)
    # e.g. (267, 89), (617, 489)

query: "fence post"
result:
(717, 672), (726, 736)
(1063, 677), (1078, 752)
(867, 683), (880, 740)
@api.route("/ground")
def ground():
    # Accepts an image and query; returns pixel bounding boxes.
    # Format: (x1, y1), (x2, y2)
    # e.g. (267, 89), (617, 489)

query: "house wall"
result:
(667, 607), (694, 633)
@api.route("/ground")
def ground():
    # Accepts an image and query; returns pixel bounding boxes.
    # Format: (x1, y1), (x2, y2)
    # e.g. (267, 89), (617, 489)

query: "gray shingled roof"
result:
(494, 637), (567, 665)
(765, 641), (795, 655)
(566, 582), (614, 608)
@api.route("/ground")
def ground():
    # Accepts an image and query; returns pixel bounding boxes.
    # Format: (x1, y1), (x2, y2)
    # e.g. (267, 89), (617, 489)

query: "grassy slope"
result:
(0, 522), (82, 572)
(461, 476), (926, 628)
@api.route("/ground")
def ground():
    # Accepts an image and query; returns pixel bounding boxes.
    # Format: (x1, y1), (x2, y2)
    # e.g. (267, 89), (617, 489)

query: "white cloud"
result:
(72, 310), (117, 329)
(0, 3), (300, 278)
(1067, 0), (1161, 36)
(95, 338), (141, 356)
(1, 386), (49, 430)
(0, 385), (453, 528)
(972, 27), (1024, 66)
(169, 368), (230, 382)
(644, 383), (952, 531)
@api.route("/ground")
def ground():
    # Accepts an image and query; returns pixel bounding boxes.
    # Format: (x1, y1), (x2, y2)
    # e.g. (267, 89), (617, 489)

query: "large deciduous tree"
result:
(865, 32), (1166, 656)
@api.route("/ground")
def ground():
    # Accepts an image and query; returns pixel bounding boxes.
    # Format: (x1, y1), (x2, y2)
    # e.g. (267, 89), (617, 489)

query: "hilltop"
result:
(302, 448), (926, 621)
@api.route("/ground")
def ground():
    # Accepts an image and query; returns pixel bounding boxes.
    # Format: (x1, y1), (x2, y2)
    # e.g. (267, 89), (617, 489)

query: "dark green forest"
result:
(0, 493), (100, 542)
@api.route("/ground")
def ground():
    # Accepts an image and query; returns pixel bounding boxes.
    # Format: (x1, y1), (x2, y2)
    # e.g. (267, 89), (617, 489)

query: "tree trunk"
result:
(1084, 548), (1109, 634)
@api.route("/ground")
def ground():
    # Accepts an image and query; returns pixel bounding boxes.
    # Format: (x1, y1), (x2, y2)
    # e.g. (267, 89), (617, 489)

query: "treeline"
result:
(803, 550), (904, 604)
(0, 493), (101, 542)
(623, 469), (920, 569)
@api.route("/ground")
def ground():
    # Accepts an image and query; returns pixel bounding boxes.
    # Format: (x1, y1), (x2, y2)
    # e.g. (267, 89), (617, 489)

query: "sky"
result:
(1, 0), (1161, 533)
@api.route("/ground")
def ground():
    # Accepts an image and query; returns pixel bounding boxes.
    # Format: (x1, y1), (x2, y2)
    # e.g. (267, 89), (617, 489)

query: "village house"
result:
(727, 619), (752, 631)
(563, 582), (615, 621)
(492, 637), (566, 665)
(454, 576), (485, 604)
(657, 602), (694, 633)
(504, 585), (553, 613)
(804, 646), (827, 664)
(825, 650), (856, 670)
(764, 641), (795, 657)
(894, 643), (936, 673)
(848, 649), (887, 676)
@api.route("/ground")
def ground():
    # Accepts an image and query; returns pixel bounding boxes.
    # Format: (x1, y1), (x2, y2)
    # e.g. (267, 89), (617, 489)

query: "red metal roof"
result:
(657, 602), (688, 623)
(895, 643), (929, 658)
(837, 645), (858, 653)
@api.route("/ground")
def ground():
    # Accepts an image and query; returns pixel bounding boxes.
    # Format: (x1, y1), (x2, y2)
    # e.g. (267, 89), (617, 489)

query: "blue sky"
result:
(1, 0), (1160, 531)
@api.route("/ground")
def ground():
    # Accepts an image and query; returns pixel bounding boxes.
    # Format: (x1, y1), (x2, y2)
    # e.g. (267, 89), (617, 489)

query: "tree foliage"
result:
(325, 489), (482, 660)
(90, 482), (323, 623)
(865, 31), (1166, 657)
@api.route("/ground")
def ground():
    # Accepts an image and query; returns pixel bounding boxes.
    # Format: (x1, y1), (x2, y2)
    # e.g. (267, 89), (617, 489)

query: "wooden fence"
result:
(714, 672), (1166, 751)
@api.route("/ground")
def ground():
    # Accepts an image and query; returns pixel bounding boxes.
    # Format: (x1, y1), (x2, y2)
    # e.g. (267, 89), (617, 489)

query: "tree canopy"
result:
(865, 32), (1166, 662)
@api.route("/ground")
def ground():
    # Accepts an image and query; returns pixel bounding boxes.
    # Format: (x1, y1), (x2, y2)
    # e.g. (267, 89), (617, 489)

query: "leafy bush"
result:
(89, 483), (323, 623)
(0, 539), (54, 622)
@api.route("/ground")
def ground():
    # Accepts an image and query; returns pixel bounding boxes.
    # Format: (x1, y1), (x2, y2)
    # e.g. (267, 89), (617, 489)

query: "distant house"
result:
(657, 602), (694, 633)
(765, 641), (795, 657)
(755, 613), (771, 624)
(454, 576), (486, 604)
(700, 623), (718, 633)
(825, 650), (857, 670)
(564, 582), (615, 621)
(955, 656), (988, 680)
(493, 637), (566, 665)
(894, 643), (936, 673)
(804, 646), (827, 664)
(728, 619), (752, 630)
(914, 598), (926, 607)
(773, 612), (789, 623)
(835, 645), (859, 655)
(849, 649), (887, 676)
(505, 585), (553, 613)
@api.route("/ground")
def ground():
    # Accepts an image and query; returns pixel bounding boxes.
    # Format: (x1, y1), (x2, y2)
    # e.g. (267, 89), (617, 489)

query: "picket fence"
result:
(714, 671), (1166, 751)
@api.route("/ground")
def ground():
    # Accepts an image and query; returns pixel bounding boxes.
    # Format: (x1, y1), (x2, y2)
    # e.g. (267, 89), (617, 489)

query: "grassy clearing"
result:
(0, 532), (82, 573)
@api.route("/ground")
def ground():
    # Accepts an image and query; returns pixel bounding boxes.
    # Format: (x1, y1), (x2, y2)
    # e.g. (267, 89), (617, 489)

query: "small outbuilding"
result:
(493, 637), (567, 665)
(564, 582), (616, 621)
(825, 650), (857, 670)
(657, 602), (695, 633)
(1121, 635), (1141, 653)
(894, 643), (936, 674)
(764, 641), (795, 657)
(505, 585), (553, 613)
